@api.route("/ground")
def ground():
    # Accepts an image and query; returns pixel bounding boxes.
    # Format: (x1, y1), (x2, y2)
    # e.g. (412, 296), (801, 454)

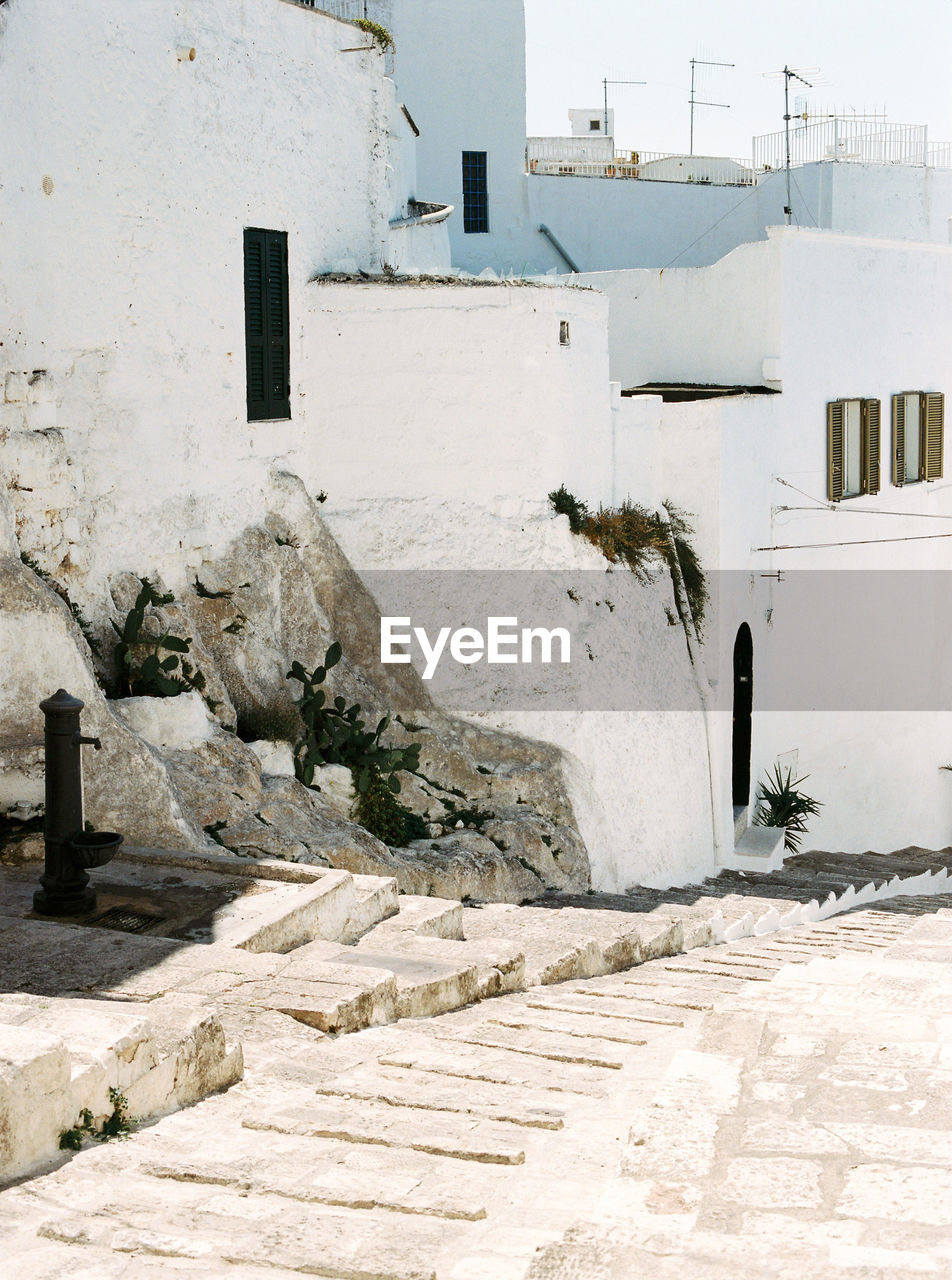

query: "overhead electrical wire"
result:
(755, 530), (952, 552)
(661, 169), (784, 269)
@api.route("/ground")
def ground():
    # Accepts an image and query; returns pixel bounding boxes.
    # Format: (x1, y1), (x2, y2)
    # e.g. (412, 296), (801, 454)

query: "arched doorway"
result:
(732, 623), (753, 809)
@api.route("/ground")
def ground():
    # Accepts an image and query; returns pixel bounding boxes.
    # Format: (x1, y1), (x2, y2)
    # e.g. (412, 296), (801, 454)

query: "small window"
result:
(244, 228), (290, 422)
(589, 119), (602, 132)
(892, 391), (944, 486)
(461, 151), (489, 234)
(827, 398), (880, 501)
(559, 321), (571, 346)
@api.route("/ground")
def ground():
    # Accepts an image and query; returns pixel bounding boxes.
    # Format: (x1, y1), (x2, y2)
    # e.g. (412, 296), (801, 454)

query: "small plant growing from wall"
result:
(59, 1088), (135, 1150)
(112, 579), (207, 699)
(287, 643), (426, 846)
(353, 19), (394, 52)
(752, 765), (822, 853)
(548, 487), (708, 630)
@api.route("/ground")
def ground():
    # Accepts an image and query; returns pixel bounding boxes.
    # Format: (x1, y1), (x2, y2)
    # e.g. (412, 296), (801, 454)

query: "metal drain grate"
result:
(90, 906), (165, 934)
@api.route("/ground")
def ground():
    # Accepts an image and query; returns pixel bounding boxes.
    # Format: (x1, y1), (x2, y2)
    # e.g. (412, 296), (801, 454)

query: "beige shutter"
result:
(924, 391), (944, 480)
(891, 393), (905, 487)
(827, 401), (845, 502)
(863, 398), (881, 495)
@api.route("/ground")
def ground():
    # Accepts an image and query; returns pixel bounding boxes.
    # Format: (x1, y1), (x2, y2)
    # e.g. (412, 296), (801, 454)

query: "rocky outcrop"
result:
(0, 472), (590, 902)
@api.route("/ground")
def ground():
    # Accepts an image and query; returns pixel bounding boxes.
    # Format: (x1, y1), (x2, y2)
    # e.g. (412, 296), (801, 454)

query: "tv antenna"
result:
(602, 77), (646, 139)
(765, 65), (819, 225)
(689, 57), (734, 156)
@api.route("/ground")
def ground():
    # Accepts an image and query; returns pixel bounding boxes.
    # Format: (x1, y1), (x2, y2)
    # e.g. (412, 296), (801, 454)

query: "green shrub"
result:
(752, 765), (822, 853)
(287, 643), (421, 793)
(351, 770), (428, 846)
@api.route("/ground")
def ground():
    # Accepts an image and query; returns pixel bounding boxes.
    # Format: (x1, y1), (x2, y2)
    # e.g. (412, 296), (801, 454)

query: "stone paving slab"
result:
(525, 911), (952, 1279)
(2, 887), (952, 1276)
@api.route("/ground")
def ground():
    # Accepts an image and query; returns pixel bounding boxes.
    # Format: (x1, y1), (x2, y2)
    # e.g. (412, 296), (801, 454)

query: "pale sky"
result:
(525, 0), (952, 159)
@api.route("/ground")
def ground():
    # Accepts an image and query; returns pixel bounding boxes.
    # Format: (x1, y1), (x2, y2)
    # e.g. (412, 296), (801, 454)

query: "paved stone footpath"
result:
(2, 898), (951, 1279)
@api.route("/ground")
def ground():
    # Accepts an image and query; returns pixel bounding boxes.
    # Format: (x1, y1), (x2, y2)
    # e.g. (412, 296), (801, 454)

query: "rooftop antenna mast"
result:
(766, 65), (817, 225)
(689, 57), (734, 156)
(602, 77), (646, 140)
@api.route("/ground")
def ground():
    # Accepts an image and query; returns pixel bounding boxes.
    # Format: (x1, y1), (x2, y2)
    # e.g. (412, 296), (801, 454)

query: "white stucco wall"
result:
(587, 227), (952, 857)
(299, 283), (613, 509)
(450, 161), (952, 277)
(575, 240), (784, 393)
(0, 0), (411, 597)
(390, 0), (533, 274)
(324, 498), (717, 891)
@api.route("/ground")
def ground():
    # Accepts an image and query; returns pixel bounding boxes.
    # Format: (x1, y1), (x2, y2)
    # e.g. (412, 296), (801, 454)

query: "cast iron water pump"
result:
(33, 689), (123, 916)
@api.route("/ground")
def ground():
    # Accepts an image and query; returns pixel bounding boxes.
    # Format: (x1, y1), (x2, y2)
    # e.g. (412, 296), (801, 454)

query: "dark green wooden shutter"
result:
(827, 401), (845, 502)
(863, 398), (880, 495)
(891, 393), (905, 487)
(244, 228), (290, 421)
(924, 391), (944, 480)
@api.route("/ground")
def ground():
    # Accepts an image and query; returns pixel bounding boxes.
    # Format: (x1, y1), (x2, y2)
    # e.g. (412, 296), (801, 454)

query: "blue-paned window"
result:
(462, 151), (489, 234)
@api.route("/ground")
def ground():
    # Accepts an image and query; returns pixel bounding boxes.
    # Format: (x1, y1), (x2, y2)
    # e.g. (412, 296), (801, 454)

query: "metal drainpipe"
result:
(655, 505), (728, 868)
(538, 224), (581, 274)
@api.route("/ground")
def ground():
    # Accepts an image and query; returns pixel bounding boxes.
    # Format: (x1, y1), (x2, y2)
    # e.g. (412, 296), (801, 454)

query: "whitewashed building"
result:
(2, 0), (951, 893)
(0, 0), (713, 891)
(576, 226), (952, 861)
(374, 0), (952, 274)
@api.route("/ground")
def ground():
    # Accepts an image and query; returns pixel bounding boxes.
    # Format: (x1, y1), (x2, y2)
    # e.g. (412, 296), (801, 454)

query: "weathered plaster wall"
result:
(300, 282), (614, 509)
(0, 0), (399, 600)
(323, 498), (717, 891)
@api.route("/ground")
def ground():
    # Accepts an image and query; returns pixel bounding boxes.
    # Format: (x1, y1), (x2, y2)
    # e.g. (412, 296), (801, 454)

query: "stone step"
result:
(357, 894), (464, 943)
(375, 1032), (619, 1095)
(460, 903), (684, 987)
(141, 1148), (490, 1221)
(221, 965), (398, 1035)
(310, 1065), (567, 1130)
(432, 1023), (626, 1071)
(340, 873), (400, 944)
(242, 1094), (527, 1165)
(28, 1188), (448, 1280)
(355, 932), (525, 1000)
(481, 1006), (653, 1048)
(0, 996), (241, 1187)
(332, 949), (481, 1021)
(513, 990), (688, 1028)
(225, 867), (358, 952)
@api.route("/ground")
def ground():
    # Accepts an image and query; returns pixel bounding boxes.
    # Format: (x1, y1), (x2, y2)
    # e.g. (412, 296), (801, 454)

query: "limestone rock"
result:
(247, 739), (296, 778)
(483, 807), (589, 892)
(311, 764), (356, 818)
(0, 556), (204, 852)
(112, 692), (214, 752)
(0, 472), (592, 903)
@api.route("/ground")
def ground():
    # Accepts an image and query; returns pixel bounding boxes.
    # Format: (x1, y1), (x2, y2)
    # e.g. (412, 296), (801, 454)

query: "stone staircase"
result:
(4, 844), (952, 1190)
(2, 904), (950, 1278)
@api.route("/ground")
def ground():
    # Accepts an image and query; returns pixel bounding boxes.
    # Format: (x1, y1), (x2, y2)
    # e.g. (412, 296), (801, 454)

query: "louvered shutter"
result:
(891, 393), (905, 487)
(924, 391), (944, 480)
(827, 401), (845, 502)
(863, 399), (880, 495)
(244, 229), (267, 418)
(244, 228), (290, 421)
(266, 233), (290, 417)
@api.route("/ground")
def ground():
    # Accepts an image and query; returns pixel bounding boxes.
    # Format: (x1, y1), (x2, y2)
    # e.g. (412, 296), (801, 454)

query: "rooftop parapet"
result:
(526, 138), (756, 186)
(753, 117), (952, 170)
